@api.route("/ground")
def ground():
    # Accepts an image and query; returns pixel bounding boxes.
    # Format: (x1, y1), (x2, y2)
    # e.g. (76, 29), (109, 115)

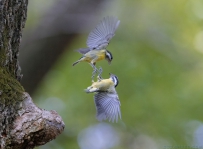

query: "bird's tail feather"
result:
(72, 60), (80, 66)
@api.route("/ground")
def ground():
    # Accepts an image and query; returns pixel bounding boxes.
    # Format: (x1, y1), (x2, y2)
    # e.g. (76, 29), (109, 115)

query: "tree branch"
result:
(10, 93), (64, 148)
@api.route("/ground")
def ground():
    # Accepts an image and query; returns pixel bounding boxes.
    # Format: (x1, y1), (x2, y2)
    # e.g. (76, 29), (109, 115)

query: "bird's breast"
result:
(97, 53), (105, 61)
(84, 50), (105, 62)
(92, 79), (114, 91)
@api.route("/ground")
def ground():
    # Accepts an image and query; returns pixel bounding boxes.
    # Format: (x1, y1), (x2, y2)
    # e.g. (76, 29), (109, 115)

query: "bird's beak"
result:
(108, 60), (111, 65)
(84, 89), (90, 93)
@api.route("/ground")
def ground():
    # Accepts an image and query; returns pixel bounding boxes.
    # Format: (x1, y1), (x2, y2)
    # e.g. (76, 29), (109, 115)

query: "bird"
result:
(85, 73), (121, 123)
(72, 16), (120, 79)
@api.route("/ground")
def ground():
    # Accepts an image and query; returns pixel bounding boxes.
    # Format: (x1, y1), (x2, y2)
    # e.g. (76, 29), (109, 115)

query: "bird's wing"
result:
(76, 48), (91, 54)
(94, 91), (121, 123)
(87, 16), (120, 50)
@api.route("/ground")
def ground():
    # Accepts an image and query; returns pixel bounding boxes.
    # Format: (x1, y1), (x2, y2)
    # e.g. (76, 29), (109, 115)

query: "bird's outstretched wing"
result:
(76, 48), (91, 54)
(87, 16), (120, 50)
(94, 91), (121, 123)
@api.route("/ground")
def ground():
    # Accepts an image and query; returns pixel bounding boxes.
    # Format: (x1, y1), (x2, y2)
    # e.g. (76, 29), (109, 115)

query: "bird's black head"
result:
(110, 73), (119, 87)
(105, 50), (113, 64)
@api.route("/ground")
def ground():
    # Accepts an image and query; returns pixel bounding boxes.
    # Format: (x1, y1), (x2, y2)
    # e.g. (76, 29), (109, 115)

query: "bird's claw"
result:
(97, 66), (103, 81)
(89, 63), (103, 82)
(91, 66), (97, 81)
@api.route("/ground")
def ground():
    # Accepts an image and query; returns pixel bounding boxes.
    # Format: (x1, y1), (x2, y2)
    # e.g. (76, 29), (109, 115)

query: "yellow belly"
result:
(92, 79), (114, 91)
(83, 50), (106, 63)
(83, 57), (93, 63)
(97, 53), (105, 61)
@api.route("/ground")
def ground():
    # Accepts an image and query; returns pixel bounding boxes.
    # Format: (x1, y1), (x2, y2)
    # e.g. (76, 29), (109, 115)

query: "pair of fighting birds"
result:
(73, 16), (121, 123)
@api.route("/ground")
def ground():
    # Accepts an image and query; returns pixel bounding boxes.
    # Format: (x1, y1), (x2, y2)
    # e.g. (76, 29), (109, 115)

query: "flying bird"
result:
(85, 73), (121, 123)
(73, 16), (120, 79)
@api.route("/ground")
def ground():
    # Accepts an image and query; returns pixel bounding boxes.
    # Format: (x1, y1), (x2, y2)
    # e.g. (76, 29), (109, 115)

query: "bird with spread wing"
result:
(85, 71), (121, 123)
(72, 16), (120, 80)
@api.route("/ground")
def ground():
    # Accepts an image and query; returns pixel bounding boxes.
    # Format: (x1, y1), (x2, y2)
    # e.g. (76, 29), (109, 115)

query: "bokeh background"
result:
(19, 0), (203, 148)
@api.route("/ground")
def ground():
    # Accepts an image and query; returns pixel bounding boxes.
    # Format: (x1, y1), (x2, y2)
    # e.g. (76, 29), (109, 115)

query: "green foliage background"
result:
(28, 0), (203, 148)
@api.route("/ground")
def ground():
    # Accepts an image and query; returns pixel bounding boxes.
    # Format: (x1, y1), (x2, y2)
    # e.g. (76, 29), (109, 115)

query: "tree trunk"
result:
(0, 0), (64, 148)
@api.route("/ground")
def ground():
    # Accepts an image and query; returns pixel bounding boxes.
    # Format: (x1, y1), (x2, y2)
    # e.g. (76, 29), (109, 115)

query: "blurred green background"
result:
(21, 0), (203, 148)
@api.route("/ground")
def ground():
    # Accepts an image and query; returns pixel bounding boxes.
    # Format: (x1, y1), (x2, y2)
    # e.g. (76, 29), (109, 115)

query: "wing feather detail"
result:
(94, 91), (121, 123)
(76, 48), (91, 54)
(87, 16), (120, 50)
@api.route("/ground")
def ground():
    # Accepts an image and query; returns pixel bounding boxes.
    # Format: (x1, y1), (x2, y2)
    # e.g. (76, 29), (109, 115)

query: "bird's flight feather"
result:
(87, 16), (120, 50)
(94, 91), (121, 122)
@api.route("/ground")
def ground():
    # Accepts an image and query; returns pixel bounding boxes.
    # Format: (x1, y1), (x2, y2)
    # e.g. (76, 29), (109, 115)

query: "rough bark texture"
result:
(0, 0), (64, 148)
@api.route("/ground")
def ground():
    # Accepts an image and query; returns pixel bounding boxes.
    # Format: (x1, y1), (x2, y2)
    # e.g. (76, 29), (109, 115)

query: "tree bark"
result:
(0, 0), (64, 148)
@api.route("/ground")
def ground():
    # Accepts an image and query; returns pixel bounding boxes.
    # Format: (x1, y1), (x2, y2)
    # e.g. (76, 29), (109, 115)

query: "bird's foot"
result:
(97, 66), (103, 81)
